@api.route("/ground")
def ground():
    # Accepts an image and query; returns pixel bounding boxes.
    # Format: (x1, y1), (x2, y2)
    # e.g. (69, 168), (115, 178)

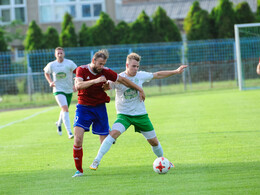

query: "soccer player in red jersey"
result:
(72, 49), (145, 177)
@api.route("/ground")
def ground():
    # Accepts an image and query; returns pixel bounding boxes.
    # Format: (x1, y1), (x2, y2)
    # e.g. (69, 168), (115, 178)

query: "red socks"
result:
(73, 145), (83, 173)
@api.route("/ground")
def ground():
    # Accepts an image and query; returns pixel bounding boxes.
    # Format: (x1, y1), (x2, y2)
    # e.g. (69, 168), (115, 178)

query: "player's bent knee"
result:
(110, 130), (121, 139)
(147, 137), (159, 146)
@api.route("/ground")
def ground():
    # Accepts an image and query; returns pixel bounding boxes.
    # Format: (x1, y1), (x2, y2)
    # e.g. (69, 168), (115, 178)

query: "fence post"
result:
(233, 41), (238, 86)
(181, 44), (187, 91)
(26, 53), (33, 101)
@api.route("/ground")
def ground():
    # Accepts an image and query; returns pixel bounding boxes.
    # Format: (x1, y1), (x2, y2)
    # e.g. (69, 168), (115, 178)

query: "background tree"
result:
(24, 20), (44, 51)
(91, 12), (115, 46)
(152, 6), (181, 42)
(2, 20), (25, 46)
(256, 0), (260, 22)
(61, 12), (73, 32)
(235, 2), (255, 24)
(78, 23), (91, 47)
(114, 21), (131, 44)
(60, 13), (77, 47)
(209, 7), (218, 39)
(43, 26), (60, 49)
(184, 1), (201, 36)
(184, 1), (211, 40)
(128, 11), (154, 43)
(212, 0), (236, 38)
(0, 28), (8, 51)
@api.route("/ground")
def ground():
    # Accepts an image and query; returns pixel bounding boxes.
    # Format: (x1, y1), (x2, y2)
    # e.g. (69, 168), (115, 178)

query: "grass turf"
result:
(0, 89), (259, 194)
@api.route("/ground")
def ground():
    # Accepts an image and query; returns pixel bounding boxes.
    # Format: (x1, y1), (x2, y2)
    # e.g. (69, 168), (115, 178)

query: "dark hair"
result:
(93, 49), (109, 60)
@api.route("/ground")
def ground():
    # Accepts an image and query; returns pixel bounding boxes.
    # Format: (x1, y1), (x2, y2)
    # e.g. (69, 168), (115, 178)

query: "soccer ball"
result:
(153, 157), (171, 174)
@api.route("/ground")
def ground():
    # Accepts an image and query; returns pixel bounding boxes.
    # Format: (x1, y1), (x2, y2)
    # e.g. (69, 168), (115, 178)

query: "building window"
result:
(15, 7), (24, 21)
(0, 0), (26, 24)
(15, 0), (23, 4)
(0, 0), (10, 5)
(1, 9), (10, 22)
(82, 4), (90, 17)
(93, 3), (101, 17)
(39, 0), (104, 23)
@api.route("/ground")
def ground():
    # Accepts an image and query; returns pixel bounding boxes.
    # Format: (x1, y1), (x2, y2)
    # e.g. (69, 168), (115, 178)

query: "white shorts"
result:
(55, 94), (68, 107)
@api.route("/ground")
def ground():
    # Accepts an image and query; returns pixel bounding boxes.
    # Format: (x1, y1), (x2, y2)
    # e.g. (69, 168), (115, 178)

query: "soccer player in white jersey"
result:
(257, 60), (260, 75)
(44, 47), (77, 139)
(90, 52), (187, 170)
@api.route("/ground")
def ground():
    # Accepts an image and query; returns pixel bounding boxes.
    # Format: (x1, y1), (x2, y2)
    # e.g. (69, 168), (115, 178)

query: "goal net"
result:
(234, 23), (260, 90)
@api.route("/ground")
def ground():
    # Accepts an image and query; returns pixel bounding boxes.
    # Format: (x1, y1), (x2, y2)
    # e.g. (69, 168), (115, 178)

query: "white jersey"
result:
(43, 59), (77, 93)
(112, 71), (153, 116)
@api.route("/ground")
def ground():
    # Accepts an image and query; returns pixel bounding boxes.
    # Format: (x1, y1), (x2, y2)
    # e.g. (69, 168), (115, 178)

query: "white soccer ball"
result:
(153, 157), (171, 174)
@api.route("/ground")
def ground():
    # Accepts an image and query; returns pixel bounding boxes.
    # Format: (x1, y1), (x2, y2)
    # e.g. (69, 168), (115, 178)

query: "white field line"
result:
(0, 107), (55, 130)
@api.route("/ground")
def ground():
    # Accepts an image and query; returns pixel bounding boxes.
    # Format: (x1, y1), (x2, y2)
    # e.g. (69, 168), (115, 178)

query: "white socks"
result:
(95, 135), (115, 163)
(62, 111), (72, 134)
(152, 142), (163, 157)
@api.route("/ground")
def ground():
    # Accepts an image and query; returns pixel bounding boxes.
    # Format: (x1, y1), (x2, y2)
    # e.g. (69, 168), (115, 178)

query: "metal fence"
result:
(0, 38), (259, 98)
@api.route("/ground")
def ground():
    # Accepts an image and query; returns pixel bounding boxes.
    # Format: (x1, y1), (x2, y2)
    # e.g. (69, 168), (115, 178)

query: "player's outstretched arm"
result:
(153, 65), (188, 79)
(118, 76), (145, 101)
(257, 63), (260, 75)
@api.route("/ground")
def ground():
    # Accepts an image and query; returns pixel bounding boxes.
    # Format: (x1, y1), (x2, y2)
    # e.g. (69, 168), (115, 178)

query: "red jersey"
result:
(76, 64), (118, 106)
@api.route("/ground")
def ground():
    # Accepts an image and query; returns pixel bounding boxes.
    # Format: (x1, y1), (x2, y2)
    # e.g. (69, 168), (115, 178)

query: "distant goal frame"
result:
(234, 23), (260, 90)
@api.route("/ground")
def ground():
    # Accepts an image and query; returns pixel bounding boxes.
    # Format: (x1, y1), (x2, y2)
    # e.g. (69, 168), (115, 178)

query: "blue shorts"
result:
(73, 103), (109, 135)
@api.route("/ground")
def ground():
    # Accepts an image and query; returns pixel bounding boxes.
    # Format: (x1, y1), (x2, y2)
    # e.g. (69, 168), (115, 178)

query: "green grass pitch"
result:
(0, 89), (259, 194)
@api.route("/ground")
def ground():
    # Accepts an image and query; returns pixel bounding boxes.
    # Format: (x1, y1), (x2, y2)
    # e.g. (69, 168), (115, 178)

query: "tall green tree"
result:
(60, 23), (77, 47)
(78, 23), (91, 47)
(128, 11), (154, 43)
(235, 2), (255, 24)
(24, 20), (44, 51)
(184, 1), (201, 35)
(61, 12), (73, 32)
(256, 0), (260, 22)
(114, 21), (131, 44)
(43, 26), (59, 49)
(91, 12), (115, 46)
(60, 13), (77, 47)
(0, 28), (8, 51)
(184, 1), (211, 40)
(152, 6), (181, 42)
(212, 0), (236, 38)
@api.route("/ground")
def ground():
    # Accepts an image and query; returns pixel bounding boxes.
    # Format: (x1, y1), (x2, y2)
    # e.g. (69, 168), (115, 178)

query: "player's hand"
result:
(95, 76), (107, 84)
(73, 85), (77, 92)
(176, 65), (188, 74)
(102, 81), (111, 91)
(49, 81), (55, 87)
(139, 89), (145, 101)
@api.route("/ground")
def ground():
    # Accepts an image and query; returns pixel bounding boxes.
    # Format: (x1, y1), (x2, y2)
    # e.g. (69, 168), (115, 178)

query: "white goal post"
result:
(234, 23), (260, 90)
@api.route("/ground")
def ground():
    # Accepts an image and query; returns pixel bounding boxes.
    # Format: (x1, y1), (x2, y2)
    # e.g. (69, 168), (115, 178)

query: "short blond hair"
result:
(93, 49), (109, 60)
(55, 47), (64, 51)
(126, 52), (141, 64)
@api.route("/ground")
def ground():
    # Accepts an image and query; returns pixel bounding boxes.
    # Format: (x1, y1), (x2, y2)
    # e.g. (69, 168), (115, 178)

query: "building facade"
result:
(0, 0), (257, 53)
(0, 0), (116, 51)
